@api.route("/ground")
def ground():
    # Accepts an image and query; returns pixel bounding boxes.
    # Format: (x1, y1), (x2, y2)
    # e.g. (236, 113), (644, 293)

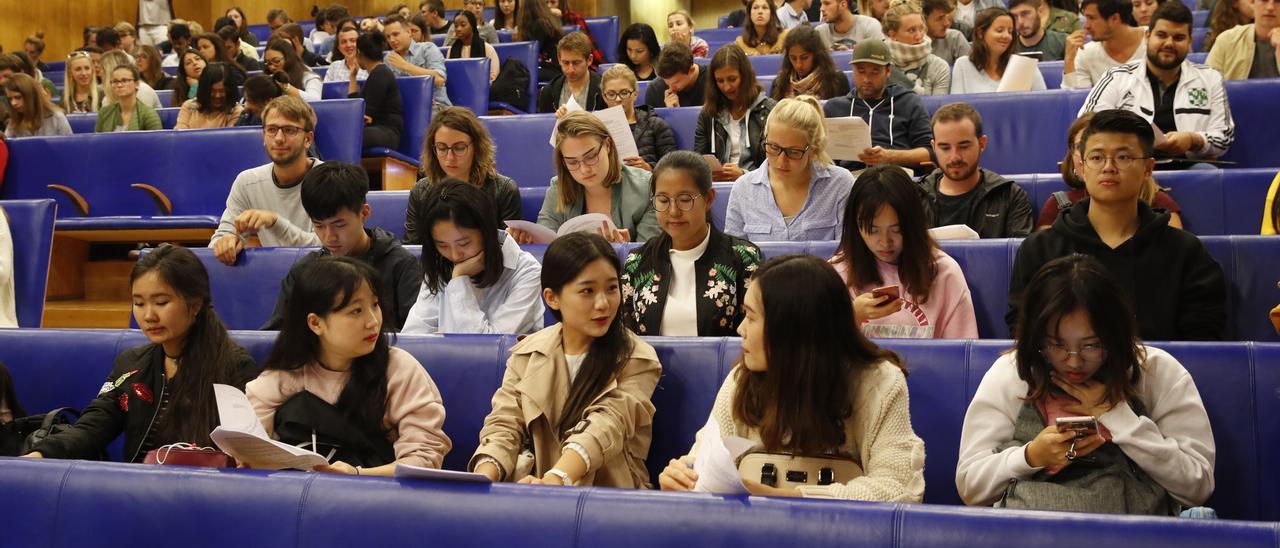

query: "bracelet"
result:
(355, 466), (362, 475)
(545, 468), (571, 485)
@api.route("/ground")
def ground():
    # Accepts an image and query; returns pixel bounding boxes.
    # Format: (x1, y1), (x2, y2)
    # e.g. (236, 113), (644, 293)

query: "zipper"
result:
(129, 374), (166, 463)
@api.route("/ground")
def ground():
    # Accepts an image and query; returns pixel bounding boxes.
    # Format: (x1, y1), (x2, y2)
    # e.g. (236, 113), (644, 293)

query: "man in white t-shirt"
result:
(816, 0), (885, 50)
(136, 0), (173, 47)
(1063, 0), (1147, 89)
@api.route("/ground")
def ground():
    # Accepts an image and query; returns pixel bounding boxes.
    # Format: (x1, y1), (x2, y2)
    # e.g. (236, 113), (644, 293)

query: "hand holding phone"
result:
(871, 285), (901, 301)
(1055, 416), (1098, 439)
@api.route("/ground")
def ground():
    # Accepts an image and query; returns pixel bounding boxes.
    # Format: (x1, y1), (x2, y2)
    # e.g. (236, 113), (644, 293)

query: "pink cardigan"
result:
(834, 248), (979, 339)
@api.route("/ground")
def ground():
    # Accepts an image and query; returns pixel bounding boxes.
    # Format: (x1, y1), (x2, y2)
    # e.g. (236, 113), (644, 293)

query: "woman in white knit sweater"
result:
(956, 254), (1215, 513)
(658, 254), (926, 501)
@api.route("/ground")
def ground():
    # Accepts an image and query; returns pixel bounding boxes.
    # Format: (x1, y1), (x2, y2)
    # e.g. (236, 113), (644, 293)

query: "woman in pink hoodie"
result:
(831, 165), (978, 339)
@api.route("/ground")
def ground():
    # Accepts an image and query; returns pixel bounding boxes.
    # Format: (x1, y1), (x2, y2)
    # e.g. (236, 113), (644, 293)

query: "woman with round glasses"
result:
(600, 65), (676, 172)
(517, 111), (660, 244)
(621, 151), (761, 336)
(724, 96), (854, 242)
(957, 254), (1214, 515)
(95, 64), (162, 132)
(405, 107), (522, 245)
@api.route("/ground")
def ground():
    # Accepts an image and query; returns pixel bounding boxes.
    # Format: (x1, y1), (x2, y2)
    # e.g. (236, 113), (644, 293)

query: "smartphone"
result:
(1056, 416), (1098, 439)
(871, 285), (901, 300)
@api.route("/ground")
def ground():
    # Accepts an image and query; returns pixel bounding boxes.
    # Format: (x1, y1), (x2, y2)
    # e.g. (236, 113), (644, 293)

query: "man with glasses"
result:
(1082, 2), (1234, 166)
(1006, 109), (1226, 341)
(918, 102), (1033, 238)
(210, 96), (323, 266)
(539, 32), (604, 113)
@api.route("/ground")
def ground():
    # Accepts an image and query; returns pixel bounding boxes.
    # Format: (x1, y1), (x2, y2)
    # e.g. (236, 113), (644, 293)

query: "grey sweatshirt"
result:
(209, 161), (324, 248)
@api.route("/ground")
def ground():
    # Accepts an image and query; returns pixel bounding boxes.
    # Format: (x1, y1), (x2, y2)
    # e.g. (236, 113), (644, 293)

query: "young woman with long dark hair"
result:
(950, 7), (1047, 93)
(769, 25), (851, 100)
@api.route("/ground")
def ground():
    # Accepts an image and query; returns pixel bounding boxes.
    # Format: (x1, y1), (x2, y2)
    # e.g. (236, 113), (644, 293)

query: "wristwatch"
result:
(545, 468), (572, 485)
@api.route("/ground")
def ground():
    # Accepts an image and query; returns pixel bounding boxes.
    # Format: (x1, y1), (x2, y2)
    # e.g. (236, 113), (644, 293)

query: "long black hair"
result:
(836, 165), (940, 305)
(543, 232), (634, 437)
(494, 0), (520, 30)
(195, 62), (241, 114)
(356, 29), (391, 64)
(770, 25), (846, 100)
(416, 179), (505, 292)
(262, 257), (392, 438)
(617, 23), (660, 75)
(449, 10), (487, 59)
(131, 244), (242, 447)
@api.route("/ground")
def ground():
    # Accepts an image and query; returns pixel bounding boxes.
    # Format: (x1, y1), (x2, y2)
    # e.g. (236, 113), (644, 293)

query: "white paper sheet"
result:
(998, 55), (1039, 93)
(691, 417), (755, 495)
(592, 105), (641, 160)
(824, 117), (874, 162)
(548, 95), (585, 145)
(395, 463), (493, 483)
(556, 212), (618, 238)
(209, 384), (328, 471)
(504, 220), (559, 244)
(928, 224), (980, 240)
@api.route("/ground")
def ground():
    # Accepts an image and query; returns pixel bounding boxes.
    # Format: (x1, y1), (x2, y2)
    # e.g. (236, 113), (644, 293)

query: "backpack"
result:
(273, 391), (395, 468)
(489, 57), (531, 112)
(0, 407), (94, 457)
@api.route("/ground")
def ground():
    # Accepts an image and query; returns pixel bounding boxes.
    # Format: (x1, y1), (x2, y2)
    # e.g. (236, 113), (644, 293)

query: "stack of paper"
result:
(209, 384), (328, 471)
(395, 463), (492, 483)
(505, 213), (619, 245)
(998, 55), (1040, 93)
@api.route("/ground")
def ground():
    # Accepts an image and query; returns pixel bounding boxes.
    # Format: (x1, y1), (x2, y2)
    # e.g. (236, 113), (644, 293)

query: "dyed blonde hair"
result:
(600, 64), (638, 90)
(765, 95), (832, 165)
(552, 111), (622, 212)
(882, 0), (923, 34)
(62, 52), (101, 113)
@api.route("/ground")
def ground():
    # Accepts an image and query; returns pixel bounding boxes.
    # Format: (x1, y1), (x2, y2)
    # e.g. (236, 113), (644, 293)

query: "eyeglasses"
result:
(652, 193), (701, 212)
(263, 57), (285, 66)
(603, 89), (635, 101)
(763, 141), (812, 160)
(562, 142), (605, 171)
(110, 78), (137, 86)
(1081, 153), (1149, 170)
(433, 141), (472, 157)
(1040, 342), (1108, 363)
(264, 124), (306, 137)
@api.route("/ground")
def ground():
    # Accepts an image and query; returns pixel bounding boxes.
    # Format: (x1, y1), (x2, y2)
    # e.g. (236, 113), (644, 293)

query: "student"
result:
(402, 180), (544, 335)
(135, 45), (174, 91)
(1010, 0), (1069, 61)
(170, 48), (205, 106)
(225, 6), (260, 47)
(601, 65), (677, 172)
(823, 40), (934, 174)
(471, 232), (661, 487)
(423, 0), (454, 35)
(539, 32), (605, 114)
(621, 151), (762, 336)
(644, 41), (708, 108)
(1203, 0), (1256, 53)
(114, 22), (139, 55)
(249, 257), (451, 475)
(918, 103), (1033, 238)
(952, 0), (1005, 31)
(666, 11), (710, 58)
(1062, 0), (1147, 90)
(22, 245), (259, 462)
(100, 50), (162, 110)
(218, 26), (261, 72)
(263, 38), (324, 102)
(549, 0), (607, 68)
(193, 32), (247, 88)
(520, 111), (660, 243)
(770, 25), (853, 100)
(924, 0), (972, 65)
(267, 9), (293, 33)
(96, 65), (163, 132)
(447, 10), (501, 81)
(1045, 0), (1085, 34)
(737, 0), (791, 55)
(833, 165), (978, 339)
(263, 163), (421, 332)
(210, 96), (323, 265)
(0, 206), (13, 328)
(515, 0), (565, 81)
(1264, 171), (1280, 235)
(1007, 109), (1227, 341)
(958, 254), (1215, 513)
(883, 1), (952, 96)
(658, 254), (926, 500)
(951, 8), (1049, 93)
(778, 0), (814, 29)
(347, 31), (404, 151)
(175, 63), (244, 129)
(816, 0), (886, 50)
(23, 34), (50, 73)
(382, 15), (451, 107)
(235, 75), (285, 127)
(620, 23), (661, 80)
(725, 96), (854, 241)
(406, 107), (522, 243)
(1207, 0), (1277, 79)
(4, 74), (72, 138)
(1081, 2), (1235, 163)
(161, 23), (193, 67)
(493, 0), (519, 31)
(860, 0), (895, 22)
(445, 0), (501, 46)
(1037, 113), (1183, 231)
(273, 23), (326, 67)
(696, 45), (777, 182)
(62, 51), (102, 114)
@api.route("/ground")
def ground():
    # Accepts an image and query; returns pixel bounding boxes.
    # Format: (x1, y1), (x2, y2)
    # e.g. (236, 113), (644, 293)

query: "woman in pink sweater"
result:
(831, 165), (979, 339)
(248, 256), (451, 476)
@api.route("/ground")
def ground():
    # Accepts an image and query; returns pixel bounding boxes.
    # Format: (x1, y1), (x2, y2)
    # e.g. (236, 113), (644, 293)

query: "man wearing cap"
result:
(823, 39), (934, 174)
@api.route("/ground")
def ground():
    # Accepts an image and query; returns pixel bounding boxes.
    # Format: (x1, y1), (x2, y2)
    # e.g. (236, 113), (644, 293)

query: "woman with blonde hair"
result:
(100, 50), (161, 109)
(600, 65), (677, 172)
(883, 0), (951, 96)
(62, 51), (102, 114)
(724, 96), (854, 242)
(5, 74), (71, 138)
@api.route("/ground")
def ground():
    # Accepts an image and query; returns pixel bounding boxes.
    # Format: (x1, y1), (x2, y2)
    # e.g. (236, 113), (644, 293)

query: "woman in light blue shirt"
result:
(402, 179), (545, 334)
(723, 95), (854, 242)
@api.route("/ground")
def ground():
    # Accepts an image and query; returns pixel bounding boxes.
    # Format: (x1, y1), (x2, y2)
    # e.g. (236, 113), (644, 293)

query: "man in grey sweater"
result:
(924, 0), (971, 65)
(210, 96), (323, 265)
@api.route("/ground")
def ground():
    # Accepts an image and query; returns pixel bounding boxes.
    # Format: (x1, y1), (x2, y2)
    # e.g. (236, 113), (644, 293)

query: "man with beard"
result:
(823, 40), (934, 174)
(211, 96), (323, 266)
(815, 0), (884, 50)
(1207, 0), (1280, 79)
(1062, 0), (1147, 89)
(1080, 1), (1234, 163)
(1010, 0), (1068, 60)
(917, 102), (1033, 238)
(923, 0), (970, 65)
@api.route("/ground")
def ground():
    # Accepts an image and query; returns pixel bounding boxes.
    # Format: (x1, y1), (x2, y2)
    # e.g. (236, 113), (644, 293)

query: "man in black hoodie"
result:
(918, 102), (1033, 238)
(1007, 109), (1226, 341)
(262, 162), (423, 331)
(822, 39), (933, 173)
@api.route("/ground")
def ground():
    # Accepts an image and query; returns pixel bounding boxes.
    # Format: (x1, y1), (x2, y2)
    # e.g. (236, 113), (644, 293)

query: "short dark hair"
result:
(267, 8), (291, 24)
(301, 162), (370, 221)
(1150, 0), (1193, 29)
(656, 41), (695, 78)
(0, 54), (23, 74)
(651, 150), (713, 196)
(1080, 0), (1137, 26)
(921, 0), (953, 17)
(931, 102), (985, 138)
(415, 179), (504, 292)
(1078, 108), (1155, 157)
(214, 16), (238, 34)
(1007, 0), (1044, 11)
(169, 23), (191, 41)
(96, 27), (121, 48)
(242, 74), (283, 105)
(426, 0), (447, 16)
(356, 30), (390, 61)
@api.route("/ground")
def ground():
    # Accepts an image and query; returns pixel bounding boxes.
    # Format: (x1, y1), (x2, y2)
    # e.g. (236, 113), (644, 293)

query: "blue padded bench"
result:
(248, 21), (315, 43)
(584, 17), (620, 63)
(442, 57), (492, 114)
(0, 199), (55, 327)
(323, 76), (437, 189)
(480, 113), (558, 188)
(492, 41), (540, 113)
(366, 190), (411, 240)
(1, 328), (1279, 522)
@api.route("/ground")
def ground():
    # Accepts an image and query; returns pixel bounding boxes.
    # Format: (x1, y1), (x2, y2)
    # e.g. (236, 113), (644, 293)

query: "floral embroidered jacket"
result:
(620, 227), (762, 336)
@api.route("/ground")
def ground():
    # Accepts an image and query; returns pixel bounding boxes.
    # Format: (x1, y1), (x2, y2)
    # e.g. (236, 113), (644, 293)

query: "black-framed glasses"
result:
(434, 141), (472, 157)
(652, 192), (701, 212)
(264, 124), (306, 137)
(1040, 342), (1108, 363)
(263, 56), (285, 66)
(109, 78), (137, 86)
(1081, 153), (1149, 170)
(763, 141), (812, 160)
(603, 89), (635, 101)
(562, 142), (605, 171)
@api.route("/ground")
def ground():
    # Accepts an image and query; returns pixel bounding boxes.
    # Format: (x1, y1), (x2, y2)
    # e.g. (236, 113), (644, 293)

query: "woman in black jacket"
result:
(22, 245), (258, 463)
(348, 30), (404, 150)
(600, 64), (677, 172)
(694, 44), (775, 182)
(621, 151), (762, 336)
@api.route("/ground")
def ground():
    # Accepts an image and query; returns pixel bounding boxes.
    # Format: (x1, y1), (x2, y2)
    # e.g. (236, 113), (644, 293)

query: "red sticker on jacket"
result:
(118, 393), (129, 412)
(132, 382), (153, 404)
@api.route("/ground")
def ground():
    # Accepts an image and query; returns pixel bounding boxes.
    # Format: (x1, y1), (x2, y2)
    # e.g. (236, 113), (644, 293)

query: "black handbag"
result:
(0, 407), (95, 458)
(273, 391), (395, 469)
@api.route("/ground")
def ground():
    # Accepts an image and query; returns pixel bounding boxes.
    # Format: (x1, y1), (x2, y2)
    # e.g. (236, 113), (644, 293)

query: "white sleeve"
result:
(1062, 47), (1096, 90)
(438, 263), (545, 334)
(259, 217), (321, 247)
(723, 180), (747, 238)
(400, 283), (442, 335)
(955, 355), (1044, 506)
(299, 73), (323, 101)
(949, 58), (972, 94)
(1078, 67), (1127, 115)
(1190, 74), (1234, 159)
(209, 178), (250, 246)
